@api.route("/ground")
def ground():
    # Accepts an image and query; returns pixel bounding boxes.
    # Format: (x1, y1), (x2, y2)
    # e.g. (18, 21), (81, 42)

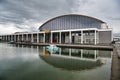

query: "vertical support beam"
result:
(95, 30), (96, 45)
(69, 31), (72, 44)
(31, 34), (33, 42)
(51, 32), (52, 43)
(97, 31), (99, 44)
(43, 33), (45, 43)
(81, 30), (83, 44)
(37, 33), (39, 43)
(59, 32), (61, 44)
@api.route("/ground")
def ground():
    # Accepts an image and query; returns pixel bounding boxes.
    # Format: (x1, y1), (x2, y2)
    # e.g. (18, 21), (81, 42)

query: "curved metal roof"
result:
(39, 14), (105, 31)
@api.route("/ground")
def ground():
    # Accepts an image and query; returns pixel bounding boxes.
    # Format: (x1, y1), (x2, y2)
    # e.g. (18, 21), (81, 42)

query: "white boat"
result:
(46, 45), (59, 54)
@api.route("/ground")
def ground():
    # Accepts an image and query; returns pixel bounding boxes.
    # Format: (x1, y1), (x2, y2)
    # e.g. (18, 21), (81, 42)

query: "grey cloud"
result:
(0, 0), (76, 25)
(106, 16), (120, 21)
(0, 0), (120, 33)
(0, 0), (78, 32)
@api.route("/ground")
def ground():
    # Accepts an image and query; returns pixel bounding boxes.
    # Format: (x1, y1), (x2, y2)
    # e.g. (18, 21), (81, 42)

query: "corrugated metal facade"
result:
(99, 31), (112, 43)
(39, 15), (104, 31)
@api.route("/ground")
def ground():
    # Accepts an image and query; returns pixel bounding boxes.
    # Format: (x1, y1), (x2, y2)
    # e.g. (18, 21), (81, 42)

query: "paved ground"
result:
(115, 43), (120, 58)
(111, 43), (120, 80)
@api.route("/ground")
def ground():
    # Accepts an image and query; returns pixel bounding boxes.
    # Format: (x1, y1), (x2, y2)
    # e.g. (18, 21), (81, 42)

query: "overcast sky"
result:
(0, 0), (120, 34)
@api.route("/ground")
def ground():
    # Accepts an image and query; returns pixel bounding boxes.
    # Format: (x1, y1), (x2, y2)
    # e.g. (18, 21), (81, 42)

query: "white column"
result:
(51, 32), (52, 43)
(31, 34), (33, 42)
(59, 32), (61, 44)
(81, 30), (83, 44)
(37, 33), (39, 43)
(95, 30), (96, 45)
(43, 33), (45, 43)
(69, 31), (72, 44)
(97, 32), (99, 44)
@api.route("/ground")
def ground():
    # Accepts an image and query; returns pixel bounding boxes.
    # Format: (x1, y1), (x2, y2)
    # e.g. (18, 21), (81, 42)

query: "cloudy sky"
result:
(0, 0), (120, 34)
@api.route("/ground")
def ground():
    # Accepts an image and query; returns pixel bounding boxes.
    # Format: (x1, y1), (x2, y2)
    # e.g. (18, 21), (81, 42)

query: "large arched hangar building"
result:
(39, 14), (112, 44)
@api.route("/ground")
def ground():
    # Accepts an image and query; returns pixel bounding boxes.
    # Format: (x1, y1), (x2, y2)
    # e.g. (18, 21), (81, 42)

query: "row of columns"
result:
(0, 30), (97, 44)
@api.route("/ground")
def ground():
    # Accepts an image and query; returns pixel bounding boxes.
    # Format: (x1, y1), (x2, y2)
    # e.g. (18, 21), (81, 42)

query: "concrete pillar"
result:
(37, 33), (39, 43)
(43, 33), (45, 43)
(97, 32), (99, 44)
(81, 30), (83, 44)
(59, 32), (61, 44)
(51, 32), (52, 43)
(69, 31), (72, 44)
(31, 34), (33, 42)
(95, 30), (96, 45)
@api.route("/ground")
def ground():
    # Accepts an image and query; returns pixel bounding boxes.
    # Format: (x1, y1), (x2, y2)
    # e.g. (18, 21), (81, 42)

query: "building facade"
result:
(0, 14), (112, 45)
